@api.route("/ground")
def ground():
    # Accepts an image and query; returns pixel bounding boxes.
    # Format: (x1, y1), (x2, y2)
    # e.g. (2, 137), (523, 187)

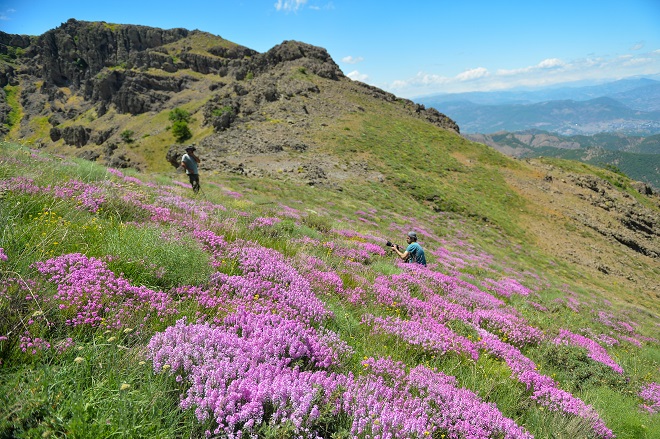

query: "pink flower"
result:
(639, 382), (660, 414)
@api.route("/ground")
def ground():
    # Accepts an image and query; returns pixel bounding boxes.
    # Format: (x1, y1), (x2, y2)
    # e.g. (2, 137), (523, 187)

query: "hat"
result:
(185, 146), (196, 151)
(407, 231), (417, 240)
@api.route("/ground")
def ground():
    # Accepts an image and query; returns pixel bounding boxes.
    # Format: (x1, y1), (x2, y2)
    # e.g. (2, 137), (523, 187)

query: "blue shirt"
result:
(181, 153), (198, 175)
(406, 242), (426, 266)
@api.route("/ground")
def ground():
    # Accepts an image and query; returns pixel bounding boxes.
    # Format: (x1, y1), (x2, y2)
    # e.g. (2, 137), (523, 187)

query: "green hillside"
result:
(1, 138), (659, 438)
(1, 19), (659, 439)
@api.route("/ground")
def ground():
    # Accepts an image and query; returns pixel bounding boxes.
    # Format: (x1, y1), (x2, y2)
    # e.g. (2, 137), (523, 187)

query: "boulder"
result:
(61, 126), (90, 147)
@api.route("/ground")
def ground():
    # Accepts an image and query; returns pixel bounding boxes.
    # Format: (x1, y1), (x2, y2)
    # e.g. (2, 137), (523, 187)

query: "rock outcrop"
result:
(1, 18), (458, 178)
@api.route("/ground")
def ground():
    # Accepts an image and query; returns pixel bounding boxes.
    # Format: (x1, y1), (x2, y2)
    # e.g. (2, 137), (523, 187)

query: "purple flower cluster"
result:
(0, 176), (41, 194)
(0, 247), (7, 262)
(192, 229), (228, 268)
(638, 382), (660, 414)
(369, 270), (543, 348)
(364, 314), (479, 360)
(407, 365), (534, 439)
(149, 315), (532, 439)
(293, 236), (321, 247)
(248, 216), (282, 229)
(431, 242), (497, 275)
(46, 180), (106, 212)
(478, 329), (614, 438)
(472, 309), (544, 346)
(209, 241), (333, 324)
(482, 277), (533, 298)
(360, 241), (387, 257)
(277, 204), (302, 219)
(148, 314), (352, 437)
(305, 270), (344, 296)
(20, 334), (51, 354)
(33, 253), (175, 328)
(553, 329), (624, 374)
(594, 311), (657, 346)
(345, 358), (533, 439)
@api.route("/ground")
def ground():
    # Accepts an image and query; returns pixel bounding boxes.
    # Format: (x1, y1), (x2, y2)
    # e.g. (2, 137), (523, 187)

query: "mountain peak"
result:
(0, 19), (458, 176)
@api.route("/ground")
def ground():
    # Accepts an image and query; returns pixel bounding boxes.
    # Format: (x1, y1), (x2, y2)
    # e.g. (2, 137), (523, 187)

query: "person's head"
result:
(185, 146), (196, 153)
(406, 231), (417, 243)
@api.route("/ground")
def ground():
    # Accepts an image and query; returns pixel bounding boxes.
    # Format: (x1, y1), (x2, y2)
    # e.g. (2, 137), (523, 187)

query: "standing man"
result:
(391, 231), (427, 266)
(181, 145), (201, 193)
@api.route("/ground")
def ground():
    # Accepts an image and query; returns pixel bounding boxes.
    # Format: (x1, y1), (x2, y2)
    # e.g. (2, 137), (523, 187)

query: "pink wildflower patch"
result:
(248, 216), (282, 229)
(639, 382), (660, 414)
(33, 253), (175, 329)
(478, 329), (614, 438)
(482, 277), (533, 298)
(554, 329), (624, 374)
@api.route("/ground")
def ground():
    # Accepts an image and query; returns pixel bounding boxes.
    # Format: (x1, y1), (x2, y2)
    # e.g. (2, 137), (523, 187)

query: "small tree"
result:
(171, 120), (192, 143)
(120, 129), (134, 144)
(169, 108), (191, 123)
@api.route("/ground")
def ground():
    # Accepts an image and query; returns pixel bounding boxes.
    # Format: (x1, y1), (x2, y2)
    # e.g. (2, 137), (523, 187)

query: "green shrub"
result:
(120, 130), (134, 144)
(536, 343), (629, 391)
(211, 106), (235, 118)
(168, 108), (191, 123)
(302, 213), (332, 233)
(171, 121), (192, 143)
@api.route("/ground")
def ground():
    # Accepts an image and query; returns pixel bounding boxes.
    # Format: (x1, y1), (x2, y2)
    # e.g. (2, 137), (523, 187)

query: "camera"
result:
(386, 240), (398, 250)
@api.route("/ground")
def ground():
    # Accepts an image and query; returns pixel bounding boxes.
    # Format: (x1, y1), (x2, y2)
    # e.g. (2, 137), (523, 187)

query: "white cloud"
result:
(274, 0), (308, 12)
(342, 56), (364, 64)
(347, 70), (369, 82)
(0, 8), (16, 21)
(310, 2), (335, 10)
(623, 57), (652, 66)
(631, 42), (644, 51)
(537, 58), (564, 69)
(456, 67), (489, 81)
(497, 58), (565, 76)
(387, 50), (660, 98)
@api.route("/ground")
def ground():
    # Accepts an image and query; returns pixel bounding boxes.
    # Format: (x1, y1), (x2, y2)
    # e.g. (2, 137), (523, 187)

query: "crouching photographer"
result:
(388, 231), (426, 266)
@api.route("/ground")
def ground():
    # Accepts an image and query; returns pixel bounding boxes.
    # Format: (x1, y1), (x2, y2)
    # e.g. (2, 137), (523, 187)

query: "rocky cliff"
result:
(1, 18), (458, 172)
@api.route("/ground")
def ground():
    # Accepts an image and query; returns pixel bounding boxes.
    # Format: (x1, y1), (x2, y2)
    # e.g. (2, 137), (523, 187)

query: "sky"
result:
(1, 0), (659, 99)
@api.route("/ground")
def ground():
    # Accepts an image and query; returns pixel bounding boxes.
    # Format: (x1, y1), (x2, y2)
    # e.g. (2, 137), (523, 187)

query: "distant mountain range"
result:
(416, 78), (660, 189)
(465, 130), (660, 189)
(416, 78), (660, 135)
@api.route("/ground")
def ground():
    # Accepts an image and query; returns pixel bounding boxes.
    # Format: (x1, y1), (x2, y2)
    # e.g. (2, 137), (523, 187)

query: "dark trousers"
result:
(188, 173), (200, 193)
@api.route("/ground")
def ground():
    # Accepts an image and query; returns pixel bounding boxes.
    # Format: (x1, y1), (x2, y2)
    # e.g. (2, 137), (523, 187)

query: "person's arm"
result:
(190, 152), (200, 163)
(391, 244), (410, 262)
(180, 158), (189, 172)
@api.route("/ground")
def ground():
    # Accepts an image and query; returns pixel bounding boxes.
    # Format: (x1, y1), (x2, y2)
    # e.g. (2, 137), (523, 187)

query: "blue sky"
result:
(1, 0), (659, 98)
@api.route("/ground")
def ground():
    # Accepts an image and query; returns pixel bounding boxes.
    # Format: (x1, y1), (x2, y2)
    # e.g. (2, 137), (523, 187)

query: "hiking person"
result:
(390, 231), (427, 266)
(181, 145), (201, 193)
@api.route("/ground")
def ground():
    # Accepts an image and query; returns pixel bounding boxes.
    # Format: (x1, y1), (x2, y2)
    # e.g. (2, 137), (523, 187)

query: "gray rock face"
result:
(1, 19), (461, 179)
(166, 146), (182, 168)
(34, 19), (189, 88)
(567, 174), (660, 258)
(61, 126), (91, 147)
(89, 70), (190, 114)
(257, 41), (344, 80)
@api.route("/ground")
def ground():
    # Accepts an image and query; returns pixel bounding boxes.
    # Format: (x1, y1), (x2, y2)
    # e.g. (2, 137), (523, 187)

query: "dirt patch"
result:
(503, 158), (660, 305)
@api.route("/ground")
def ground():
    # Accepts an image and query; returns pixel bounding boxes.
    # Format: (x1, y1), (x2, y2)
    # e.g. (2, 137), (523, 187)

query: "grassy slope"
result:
(1, 138), (659, 438)
(1, 28), (658, 435)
